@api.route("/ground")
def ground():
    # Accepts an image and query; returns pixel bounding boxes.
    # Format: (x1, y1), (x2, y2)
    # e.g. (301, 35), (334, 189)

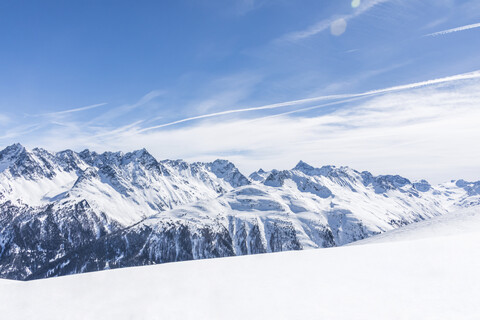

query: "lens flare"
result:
(351, 0), (361, 8)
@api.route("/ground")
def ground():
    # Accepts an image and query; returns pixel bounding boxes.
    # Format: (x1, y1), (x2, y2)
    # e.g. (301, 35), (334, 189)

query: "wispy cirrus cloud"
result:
(425, 22), (480, 37)
(234, 0), (265, 15)
(278, 0), (389, 42)
(24, 103), (108, 119)
(88, 90), (164, 124)
(0, 114), (10, 126)
(0, 123), (44, 141)
(136, 70), (480, 132)
(41, 103), (108, 117)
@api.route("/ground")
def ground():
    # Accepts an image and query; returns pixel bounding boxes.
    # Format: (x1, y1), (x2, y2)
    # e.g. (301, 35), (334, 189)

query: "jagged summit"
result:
(0, 143), (26, 161)
(413, 179), (431, 192)
(249, 167), (270, 182)
(0, 144), (60, 179)
(455, 179), (480, 196)
(1, 142), (25, 153)
(293, 160), (315, 171)
(207, 159), (250, 188)
(0, 143), (26, 172)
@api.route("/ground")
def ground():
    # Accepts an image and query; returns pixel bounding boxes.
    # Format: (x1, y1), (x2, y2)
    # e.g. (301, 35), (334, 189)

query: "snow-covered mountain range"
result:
(0, 143), (478, 280)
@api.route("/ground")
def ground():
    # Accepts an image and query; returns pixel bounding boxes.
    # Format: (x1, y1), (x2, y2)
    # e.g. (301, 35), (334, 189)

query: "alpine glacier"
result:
(0, 143), (478, 280)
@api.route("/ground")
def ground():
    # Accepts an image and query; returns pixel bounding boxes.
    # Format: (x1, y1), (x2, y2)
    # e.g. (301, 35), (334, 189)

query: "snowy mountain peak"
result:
(455, 179), (480, 196)
(292, 161), (356, 179)
(294, 160), (315, 172)
(55, 149), (86, 172)
(78, 149), (126, 167)
(76, 148), (165, 176)
(0, 142), (25, 155)
(121, 148), (159, 169)
(0, 143), (60, 179)
(78, 149), (97, 161)
(249, 168), (270, 182)
(264, 169), (292, 187)
(0, 143), (27, 172)
(360, 171), (416, 194)
(413, 179), (431, 192)
(0, 143), (27, 162)
(207, 159), (250, 188)
(292, 160), (331, 175)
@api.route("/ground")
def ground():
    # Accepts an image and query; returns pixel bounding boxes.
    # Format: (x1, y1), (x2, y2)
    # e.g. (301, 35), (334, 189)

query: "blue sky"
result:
(1, 0), (480, 182)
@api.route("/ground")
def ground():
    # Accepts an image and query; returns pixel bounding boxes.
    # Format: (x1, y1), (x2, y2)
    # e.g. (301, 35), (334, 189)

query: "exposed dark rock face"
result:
(0, 200), (119, 280)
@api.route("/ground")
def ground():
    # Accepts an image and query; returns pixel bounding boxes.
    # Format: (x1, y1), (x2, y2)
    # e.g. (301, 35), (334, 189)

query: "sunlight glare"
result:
(351, 0), (361, 8)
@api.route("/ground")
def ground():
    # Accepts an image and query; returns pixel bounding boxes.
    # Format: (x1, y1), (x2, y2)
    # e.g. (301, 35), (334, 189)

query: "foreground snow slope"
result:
(1, 208), (479, 320)
(353, 206), (480, 245)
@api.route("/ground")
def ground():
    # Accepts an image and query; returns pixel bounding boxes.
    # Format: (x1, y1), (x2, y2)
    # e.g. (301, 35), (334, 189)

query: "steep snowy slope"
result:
(352, 206), (480, 244)
(1, 207), (479, 320)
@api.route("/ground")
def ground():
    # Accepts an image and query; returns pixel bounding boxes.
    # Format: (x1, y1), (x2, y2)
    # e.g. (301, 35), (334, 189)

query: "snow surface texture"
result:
(353, 206), (480, 244)
(0, 143), (479, 279)
(0, 207), (479, 320)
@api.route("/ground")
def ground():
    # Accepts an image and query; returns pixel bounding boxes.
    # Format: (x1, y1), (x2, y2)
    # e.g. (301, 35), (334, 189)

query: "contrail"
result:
(245, 96), (369, 124)
(426, 22), (480, 37)
(136, 94), (357, 133)
(43, 103), (108, 116)
(138, 70), (480, 132)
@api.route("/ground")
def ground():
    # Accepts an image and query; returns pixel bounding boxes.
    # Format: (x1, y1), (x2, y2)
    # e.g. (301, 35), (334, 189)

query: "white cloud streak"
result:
(0, 114), (10, 126)
(138, 70), (480, 132)
(89, 90), (163, 124)
(426, 22), (480, 37)
(0, 124), (44, 141)
(42, 103), (108, 116)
